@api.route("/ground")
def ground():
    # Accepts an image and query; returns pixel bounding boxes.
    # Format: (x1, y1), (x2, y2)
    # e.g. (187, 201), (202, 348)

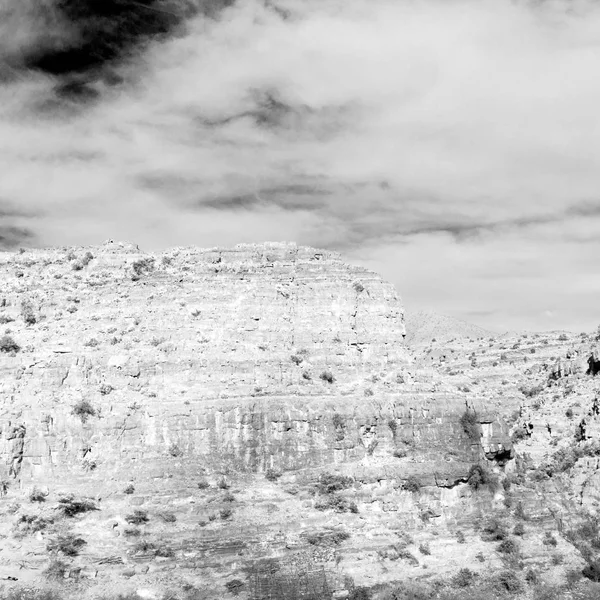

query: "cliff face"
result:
(0, 242), (591, 598)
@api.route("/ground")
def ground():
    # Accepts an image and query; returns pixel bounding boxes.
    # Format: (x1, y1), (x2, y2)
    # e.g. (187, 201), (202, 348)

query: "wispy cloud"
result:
(1, 0), (599, 330)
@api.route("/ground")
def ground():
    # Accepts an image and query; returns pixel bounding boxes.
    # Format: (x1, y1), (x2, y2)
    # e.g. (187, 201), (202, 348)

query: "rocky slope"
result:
(0, 241), (598, 600)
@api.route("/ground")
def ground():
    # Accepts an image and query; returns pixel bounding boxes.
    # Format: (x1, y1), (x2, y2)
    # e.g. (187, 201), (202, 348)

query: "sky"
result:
(0, 0), (599, 333)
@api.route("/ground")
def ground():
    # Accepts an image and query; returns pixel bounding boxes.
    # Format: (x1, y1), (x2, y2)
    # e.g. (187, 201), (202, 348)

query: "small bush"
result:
(57, 495), (98, 517)
(44, 559), (69, 580)
(497, 538), (519, 555)
(467, 464), (499, 491)
(168, 443), (183, 457)
(225, 579), (245, 597)
(72, 399), (96, 423)
(220, 507), (233, 520)
(496, 570), (522, 593)
(47, 533), (87, 556)
(123, 484), (135, 495)
(320, 370), (335, 383)
(315, 473), (353, 494)
(20, 300), (37, 325)
(197, 479), (210, 490)
(131, 258), (155, 280)
(315, 495), (358, 513)
(481, 519), (508, 541)
(217, 477), (230, 490)
(453, 568), (476, 588)
(543, 531), (558, 546)
(306, 529), (350, 546)
(290, 354), (303, 365)
(158, 511), (177, 523)
(29, 487), (46, 502)
(513, 523), (525, 536)
(349, 587), (370, 600)
(418, 542), (430, 555)
(125, 509), (149, 525)
(460, 409), (480, 441)
(0, 335), (20, 354)
(99, 384), (113, 395)
(265, 468), (282, 482)
(403, 476), (421, 493)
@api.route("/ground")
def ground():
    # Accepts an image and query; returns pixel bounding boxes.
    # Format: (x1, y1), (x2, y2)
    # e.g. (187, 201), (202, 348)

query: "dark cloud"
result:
(0, 226), (35, 249)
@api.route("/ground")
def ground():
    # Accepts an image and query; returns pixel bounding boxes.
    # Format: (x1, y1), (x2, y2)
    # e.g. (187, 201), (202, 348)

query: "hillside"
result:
(404, 310), (496, 347)
(0, 242), (599, 600)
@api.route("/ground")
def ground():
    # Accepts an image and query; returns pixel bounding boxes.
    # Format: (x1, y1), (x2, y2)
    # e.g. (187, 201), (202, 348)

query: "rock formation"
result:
(0, 241), (596, 598)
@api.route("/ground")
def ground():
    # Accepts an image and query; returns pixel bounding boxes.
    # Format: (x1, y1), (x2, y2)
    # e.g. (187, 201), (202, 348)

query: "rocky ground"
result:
(0, 241), (599, 600)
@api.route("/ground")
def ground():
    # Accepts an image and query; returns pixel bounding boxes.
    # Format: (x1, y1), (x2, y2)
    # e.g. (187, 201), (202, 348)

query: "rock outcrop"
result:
(0, 242), (592, 598)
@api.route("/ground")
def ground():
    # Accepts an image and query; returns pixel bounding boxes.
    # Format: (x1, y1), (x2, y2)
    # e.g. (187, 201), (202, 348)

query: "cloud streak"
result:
(1, 0), (599, 330)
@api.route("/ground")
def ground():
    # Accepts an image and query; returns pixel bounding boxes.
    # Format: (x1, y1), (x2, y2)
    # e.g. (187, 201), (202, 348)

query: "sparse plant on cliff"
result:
(290, 354), (303, 365)
(0, 314), (14, 324)
(315, 495), (358, 513)
(158, 510), (177, 523)
(20, 300), (37, 325)
(306, 529), (350, 546)
(225, 579), (245, 597)
(29, 487), (46, 502)
(99, 383), (113, 395)
(353, 281), (365, 293)
(44, 558), (70, 580)
(302, 370), (311, 381)
(467, 464), (499, 491)
(315, 473), (353, 494)
(57, 494), (98, 517)
(320, 370), (335, 383)
(403, 476), (421, 493)
(197, 478), (210, 490)
(220, 507), (233, 520)
(459, 408), (480, 442)
(125, 509), (149, 525)
(123, 484), (135, 495)
(217, 477), (230, 490)
(168, 442), (183, 457)
(131, 258), (155, 281)
(72, 399), (96, 423)
(47, 533), (87, 556)
(0, 335), (20, 354)
(265, 468), (282, 482)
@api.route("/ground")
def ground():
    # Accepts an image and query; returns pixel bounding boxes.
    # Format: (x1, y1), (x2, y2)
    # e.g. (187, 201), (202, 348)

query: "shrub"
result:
(543, 531), (558, 546)
(197, 479), (210, 490)
(20, 300), (37, 325)
(393, 448), (407, 459)
(158, 510), (177, 523)
(290, 354), (303, 365)
(496, 570), (522, 593)
(217, 477), (230, 490)
(123, 484), (135, 494)
(583, 560), (600, 582)
(403, 476), (421, 493)
(0, 335), (20, 354)
(460, 409), (480, 441)
(315, 473), (353, 494)
(265, 468), (282, 482)
(72, 399), (96, 423)
(315, 495), (358, 513)
(513, 523), (525, 536)
(320, 370), (335, 383)
(131, 258), (155, 280)
(168, 443), (183, 457)
(47, 533), (86, 556)
(418, 542), (430, 555)
(57, 495), (98, 517)
(349, 587), (370, 600)
(497, 538), (519, 555)
(220, 507), (233, 520)
(453, 568), (476, 588)
(99, 384), (113, 395)
(29, 487), (46, 502)
(125, 509), (149, 525)
(467, 464), (499, 491)
(225, 579), (245, 597)
(481, 519), (508, 541)
(306, 529), (350, 546)
(44, 559), (69, 580)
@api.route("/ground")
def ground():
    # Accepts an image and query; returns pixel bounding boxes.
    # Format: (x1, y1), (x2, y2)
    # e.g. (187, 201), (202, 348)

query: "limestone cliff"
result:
(0, 242), (592, 599)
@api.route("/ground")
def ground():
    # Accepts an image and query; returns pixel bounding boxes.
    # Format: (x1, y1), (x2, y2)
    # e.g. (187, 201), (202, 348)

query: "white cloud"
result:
(1, 0), (599, 331)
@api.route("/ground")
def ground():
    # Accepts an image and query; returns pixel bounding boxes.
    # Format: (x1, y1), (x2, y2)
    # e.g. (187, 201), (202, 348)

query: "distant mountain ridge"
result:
(404, 309), (496, 346)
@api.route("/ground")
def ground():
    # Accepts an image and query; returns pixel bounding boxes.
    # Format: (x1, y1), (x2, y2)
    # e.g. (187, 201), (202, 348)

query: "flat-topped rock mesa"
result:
(0, 241), (413, 482)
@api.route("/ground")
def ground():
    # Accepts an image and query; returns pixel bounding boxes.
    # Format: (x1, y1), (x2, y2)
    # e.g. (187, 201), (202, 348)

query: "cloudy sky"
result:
(1, 0), (599, 333)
